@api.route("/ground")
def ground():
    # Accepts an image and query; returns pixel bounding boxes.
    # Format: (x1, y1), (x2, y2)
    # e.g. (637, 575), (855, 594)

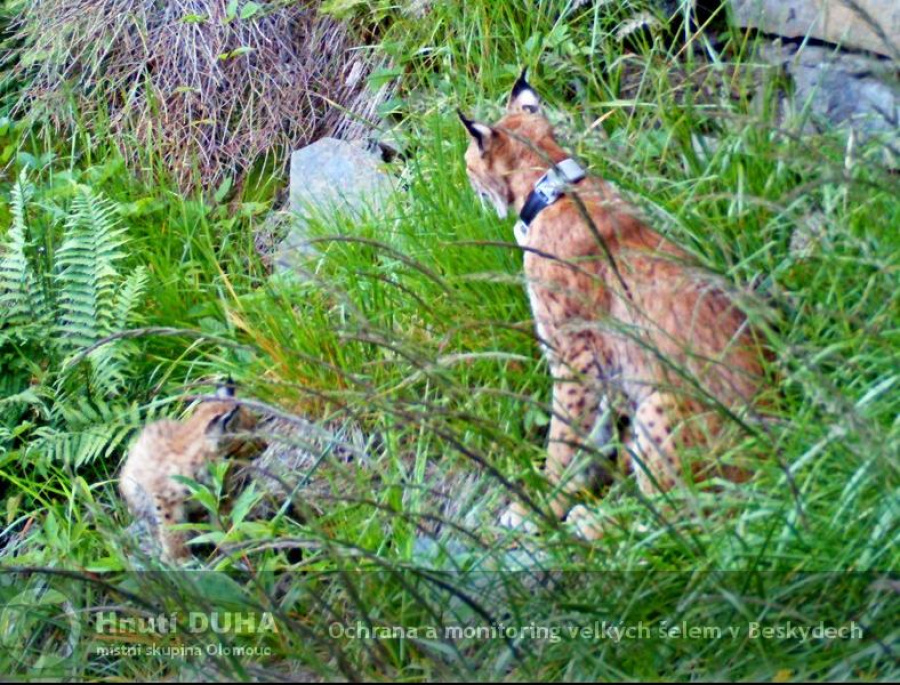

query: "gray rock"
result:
(729, 0), (899, 59)
(410, 536), (549, 573)
(238, 416), (372, 519)
(759, 41), (899, 155)
(274, 137), (396, 273)
(232, 412), (523, 556)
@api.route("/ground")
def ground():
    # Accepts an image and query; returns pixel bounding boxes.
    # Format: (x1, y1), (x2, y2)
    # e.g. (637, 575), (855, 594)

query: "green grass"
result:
(0, 0), (897, 681)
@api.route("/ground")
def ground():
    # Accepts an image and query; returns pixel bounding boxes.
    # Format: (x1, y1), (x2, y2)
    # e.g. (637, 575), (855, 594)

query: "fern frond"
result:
(55, 186), (129, 352)
(32, 396), (139, 466)
(114, 265), (149, 326)
(9, 170), (33, 228)
(2, 174), (149, 465)
(56, 264), (149, 397)
(84, 342), (132, 397)
(28, 425), (117, 467)
(0, 171), (50, 327)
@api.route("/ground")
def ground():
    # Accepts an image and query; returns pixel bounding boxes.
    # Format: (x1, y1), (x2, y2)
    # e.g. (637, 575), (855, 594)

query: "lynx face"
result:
(459, 116), (512, 219)
(458, 72), (559, 220)
(119, 382), (245, 563)
(189, 390), (241, 451)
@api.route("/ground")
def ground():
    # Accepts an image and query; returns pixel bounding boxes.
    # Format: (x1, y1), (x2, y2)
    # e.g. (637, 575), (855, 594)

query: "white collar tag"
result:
(516, 158), (586, 243)
(514, 219), (529, 245)
(534, 158), (586, 204)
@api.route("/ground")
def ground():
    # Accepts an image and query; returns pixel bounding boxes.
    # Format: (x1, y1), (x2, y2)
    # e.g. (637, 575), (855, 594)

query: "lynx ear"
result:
(457, 109), (493, 153)
(507, 68), (541, 114)
(215, 378), (236, 400)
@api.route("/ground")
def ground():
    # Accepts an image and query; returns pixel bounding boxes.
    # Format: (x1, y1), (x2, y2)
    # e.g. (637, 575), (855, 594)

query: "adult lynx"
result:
(459, 72), (768, 537)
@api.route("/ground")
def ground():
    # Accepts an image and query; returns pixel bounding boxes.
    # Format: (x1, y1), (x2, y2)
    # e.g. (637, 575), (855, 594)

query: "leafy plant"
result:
(0, 171), (147, 465)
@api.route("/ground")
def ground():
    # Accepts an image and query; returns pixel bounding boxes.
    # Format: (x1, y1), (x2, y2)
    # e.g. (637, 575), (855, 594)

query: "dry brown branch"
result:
(9, 0), (390, 192)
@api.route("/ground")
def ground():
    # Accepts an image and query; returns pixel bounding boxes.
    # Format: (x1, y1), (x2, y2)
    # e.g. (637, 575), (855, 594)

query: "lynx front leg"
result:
(154, 493), (189, 564)
(568, 392), (687, 541)
(566, 504), (610, 541)
(565, 393), (704, 540)
(543, 376), (614, 519)
(500, 360), (615, 531)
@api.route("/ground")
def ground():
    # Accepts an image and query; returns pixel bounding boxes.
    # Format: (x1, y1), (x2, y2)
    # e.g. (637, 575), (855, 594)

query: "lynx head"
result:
(189, 380), (241, 444)
(458, 69), (561, 218)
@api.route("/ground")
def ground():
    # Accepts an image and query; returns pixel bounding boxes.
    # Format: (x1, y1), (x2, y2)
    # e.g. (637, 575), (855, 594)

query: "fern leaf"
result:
(55, 186), (129, 352)
(32, 396), (139, 466)
(114, 265), (149, 325)
(0, 171), (50, 327)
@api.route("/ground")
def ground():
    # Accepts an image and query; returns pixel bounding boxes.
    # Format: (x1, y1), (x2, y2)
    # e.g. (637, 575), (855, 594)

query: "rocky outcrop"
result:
(723, 0), (899, 160)
(239, 416), (371, 519)
(760, 41), (899, 138)
(730, 0), (899, 58)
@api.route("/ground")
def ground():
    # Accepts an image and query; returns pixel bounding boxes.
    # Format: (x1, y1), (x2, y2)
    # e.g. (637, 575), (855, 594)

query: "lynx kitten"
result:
(119, 383), (240, 562)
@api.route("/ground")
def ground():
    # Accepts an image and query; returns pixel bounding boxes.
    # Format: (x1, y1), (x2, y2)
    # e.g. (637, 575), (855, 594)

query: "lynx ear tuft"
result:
(457, 109), (493, 153)
(508, 68), (541, 114)
(511, 68), (530, 98)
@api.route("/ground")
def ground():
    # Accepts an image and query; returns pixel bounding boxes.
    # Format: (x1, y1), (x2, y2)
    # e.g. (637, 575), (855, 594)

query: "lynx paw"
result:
(499, 501), (539, 535)
(566, 504), (606, 541)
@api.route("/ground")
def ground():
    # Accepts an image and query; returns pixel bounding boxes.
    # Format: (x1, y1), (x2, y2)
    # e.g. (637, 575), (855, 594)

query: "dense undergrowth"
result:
(0, 0), (897, 681)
